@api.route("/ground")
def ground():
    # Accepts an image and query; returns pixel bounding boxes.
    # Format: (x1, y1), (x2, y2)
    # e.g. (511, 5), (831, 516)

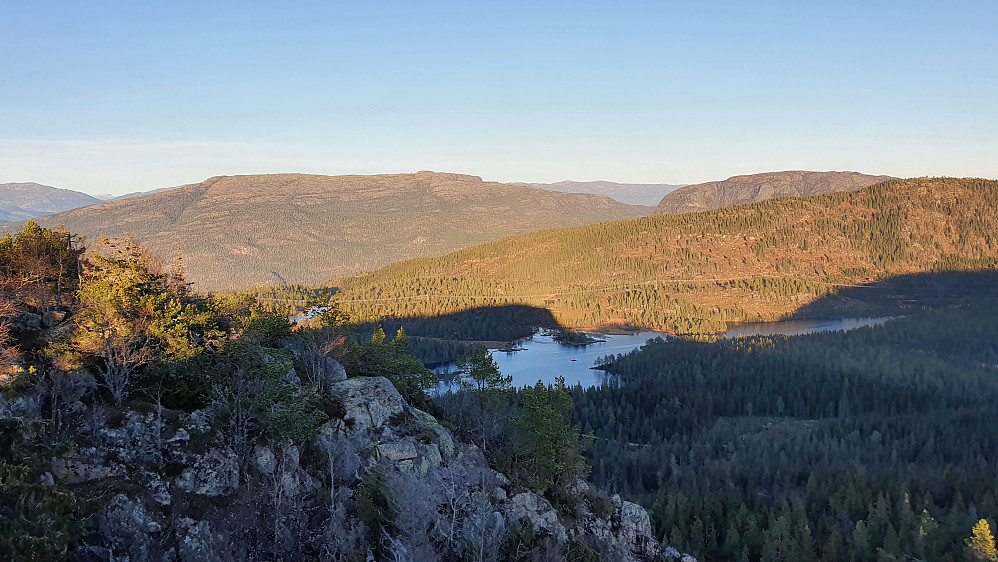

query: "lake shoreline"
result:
(433, 316), (899, 391)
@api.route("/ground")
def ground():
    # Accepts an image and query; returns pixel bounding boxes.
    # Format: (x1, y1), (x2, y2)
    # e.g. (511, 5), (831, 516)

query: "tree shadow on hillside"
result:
(355, 304), (563, 343)
(351, 304), (566, 367)
(793, 270), (998, 319)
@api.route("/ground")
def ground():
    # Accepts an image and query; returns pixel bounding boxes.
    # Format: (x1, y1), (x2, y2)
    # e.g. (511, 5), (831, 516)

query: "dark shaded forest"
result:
(573, 273), (998, 560)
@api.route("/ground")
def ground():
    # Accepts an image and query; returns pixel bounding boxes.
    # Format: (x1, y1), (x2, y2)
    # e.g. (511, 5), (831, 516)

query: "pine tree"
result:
(512, 377), (592, 493)
(916, 509), (939, 560)
(71, 237), (212, 404)
(457, 347), (511, 413)
(852, 520), (874, 561)
(761, 512), (792, 562)
(392, 326), (409, 353)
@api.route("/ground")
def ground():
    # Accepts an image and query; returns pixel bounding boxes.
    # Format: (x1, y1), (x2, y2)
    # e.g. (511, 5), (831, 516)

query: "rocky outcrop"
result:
(22, 312), (42, 330)
(99, 494), (162, 558)
(52, 451), (127, 484)
(409, 406), (455, 459)
(317, 377), (462, 482)
(505, 491), (568, 543)
(0, 390), (41, 419)
(33, 371), (692, 561)
(174, 446), (239, 497)
(323, 376), (406, 434)
(42, 309), (67, 327)
(617, 495), (660, 559)
(175, 517), (219, 562)
(664, 546), (699, 562)
(378, 440), (418, 461)
(317, 356), (347, 385)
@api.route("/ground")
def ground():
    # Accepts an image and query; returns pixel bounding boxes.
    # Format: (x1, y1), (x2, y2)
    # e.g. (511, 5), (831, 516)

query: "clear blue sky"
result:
(1, 1), (996, 195)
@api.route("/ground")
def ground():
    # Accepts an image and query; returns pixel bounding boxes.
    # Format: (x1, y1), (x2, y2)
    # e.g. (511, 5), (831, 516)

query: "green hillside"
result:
(334, 177), (998, 333)
(9, 172), (650, 292)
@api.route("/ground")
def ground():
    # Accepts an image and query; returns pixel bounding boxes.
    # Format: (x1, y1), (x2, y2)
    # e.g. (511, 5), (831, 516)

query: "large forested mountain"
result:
(8, 172), (648, 291)
(335, 177), (998, 333)
(0, 182), (102, 223)
(654, 171), (893, 215)
(526, 180), (684, 206)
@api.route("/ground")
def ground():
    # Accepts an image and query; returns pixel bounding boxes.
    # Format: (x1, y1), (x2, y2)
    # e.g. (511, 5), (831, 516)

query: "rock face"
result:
(410, 406), (455, 458)
(320, 356), (348, 385)
(324, 375), (406, 434)
(99, 494), (161, 558)
(174, 447), (239, 497)
(175, 517), (220, 562)
(318, 377), (459, 481)
(618, 496), (660, 559)
(52, 452), (127, 484)
(34, 372), (691, 561)
(42, 309), (67, 327)
(506, 492), (568, 543)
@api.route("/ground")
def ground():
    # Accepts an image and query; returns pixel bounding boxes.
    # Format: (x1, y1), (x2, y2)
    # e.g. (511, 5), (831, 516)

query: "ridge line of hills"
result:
(522, 180), (686, 206)
(333, 176), (998, 334)
(4, 172), (651, 291)
(654, 170), (893, 215)
(3, 170), (902, 294)
(0, 182), (104, 222)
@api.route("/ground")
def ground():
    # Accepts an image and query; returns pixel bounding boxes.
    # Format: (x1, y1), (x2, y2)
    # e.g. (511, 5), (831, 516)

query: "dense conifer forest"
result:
(574, 281), (998, 561)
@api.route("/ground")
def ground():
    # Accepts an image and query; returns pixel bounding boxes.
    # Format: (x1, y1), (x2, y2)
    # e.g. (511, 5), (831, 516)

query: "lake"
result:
(724, 316), (893, 338)
(435, 330), (664, 390)
(435, 316), (895, 390)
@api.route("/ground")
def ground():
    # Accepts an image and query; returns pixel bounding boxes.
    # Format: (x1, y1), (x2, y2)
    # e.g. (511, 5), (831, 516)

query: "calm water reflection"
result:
(435, 331), (663, 390)
(435, 317), (895, 390)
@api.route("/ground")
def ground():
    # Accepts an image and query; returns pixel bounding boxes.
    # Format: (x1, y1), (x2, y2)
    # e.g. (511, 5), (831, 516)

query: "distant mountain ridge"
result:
(106, 185), (184, 201)
(0, 182), (103, 223)
(654, 170), (893, 214)
(527, 180), (684, 206)
(8, 172), (649, 291)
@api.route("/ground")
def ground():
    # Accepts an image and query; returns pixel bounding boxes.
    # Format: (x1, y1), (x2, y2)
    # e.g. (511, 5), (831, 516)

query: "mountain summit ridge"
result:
(526, 180), (684, 206)
(0, 182), (103, 223)
(654, 170), (893, 214)
(8, 172), (649, 291)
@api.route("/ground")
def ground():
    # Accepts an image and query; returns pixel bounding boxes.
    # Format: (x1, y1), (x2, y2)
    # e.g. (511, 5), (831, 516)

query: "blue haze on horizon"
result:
(1, 1), (996, 195)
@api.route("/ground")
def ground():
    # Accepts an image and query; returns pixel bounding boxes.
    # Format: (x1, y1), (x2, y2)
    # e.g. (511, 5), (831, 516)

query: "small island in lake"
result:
(552, 328), (606, 346)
